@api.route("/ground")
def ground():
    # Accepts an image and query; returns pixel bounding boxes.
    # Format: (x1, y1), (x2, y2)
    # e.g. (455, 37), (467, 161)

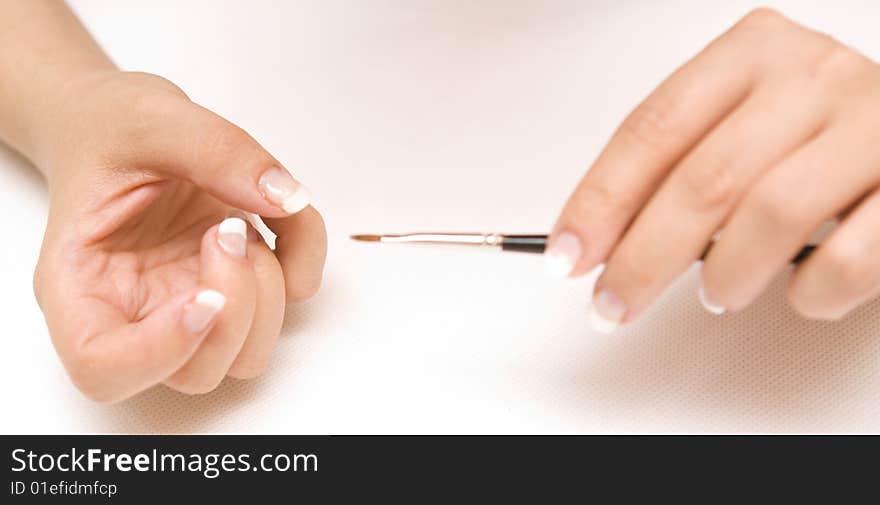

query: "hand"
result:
(32, 71), (327, 401)
(547, 9), (880, 332)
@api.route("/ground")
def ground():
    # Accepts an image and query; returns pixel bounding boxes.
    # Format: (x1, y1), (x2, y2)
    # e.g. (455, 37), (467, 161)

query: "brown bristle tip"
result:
(350, 234), (381, 242)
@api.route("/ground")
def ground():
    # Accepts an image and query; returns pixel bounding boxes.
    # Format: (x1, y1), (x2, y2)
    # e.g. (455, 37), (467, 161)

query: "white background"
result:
(2, 0), (879, 433)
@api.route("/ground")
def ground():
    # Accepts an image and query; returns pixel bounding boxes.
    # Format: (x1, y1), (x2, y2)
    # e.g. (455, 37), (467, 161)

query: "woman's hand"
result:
(547, 9), (880, 332)
(32, 71), (327, 402)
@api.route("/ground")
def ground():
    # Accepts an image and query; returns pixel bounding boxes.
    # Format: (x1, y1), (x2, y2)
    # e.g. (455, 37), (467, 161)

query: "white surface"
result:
(2, 0), (880, 433)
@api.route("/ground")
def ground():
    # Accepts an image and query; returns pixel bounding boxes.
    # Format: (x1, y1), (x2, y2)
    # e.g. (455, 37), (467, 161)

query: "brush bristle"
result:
(350, 234), (382, 242)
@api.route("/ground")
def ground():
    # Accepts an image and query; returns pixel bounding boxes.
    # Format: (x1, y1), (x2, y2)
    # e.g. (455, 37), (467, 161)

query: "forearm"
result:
(0, 0), (115, 172)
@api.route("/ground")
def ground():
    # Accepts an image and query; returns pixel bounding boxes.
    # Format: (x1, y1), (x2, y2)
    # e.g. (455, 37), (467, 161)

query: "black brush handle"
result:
(502, 233), (816, 264)
(501, 235), (548, 254)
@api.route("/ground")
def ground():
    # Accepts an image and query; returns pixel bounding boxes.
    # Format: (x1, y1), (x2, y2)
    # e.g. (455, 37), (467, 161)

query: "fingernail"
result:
(545, 231), (582, 278)
(258, 167), (311, 214)
(217, 217), (248, 257)
(588, 288), (626, 334)
(183, 290), (226, 333)
(698, 283), (726, 315)
(226, 211), (263, 242)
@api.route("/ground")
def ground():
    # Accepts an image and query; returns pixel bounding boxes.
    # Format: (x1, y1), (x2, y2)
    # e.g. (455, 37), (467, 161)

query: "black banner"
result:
(1, 436), (874, 501)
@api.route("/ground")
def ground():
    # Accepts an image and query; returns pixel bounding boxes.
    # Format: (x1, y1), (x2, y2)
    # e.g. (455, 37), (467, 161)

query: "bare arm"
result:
(0, 0), (115, 171)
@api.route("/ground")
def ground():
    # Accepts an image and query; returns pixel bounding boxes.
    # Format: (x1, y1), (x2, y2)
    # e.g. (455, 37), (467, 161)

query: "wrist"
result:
(24, 67), (120, 179)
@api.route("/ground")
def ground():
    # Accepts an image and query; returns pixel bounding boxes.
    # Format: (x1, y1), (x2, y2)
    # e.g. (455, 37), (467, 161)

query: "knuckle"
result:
(748, 183), (805, 228)
(127, 88), (176, 122)
(121, 92), (183, 145)
(811, 44), (871, 83)
(678, 153), (739, 210)
(728, 8), (791, 56)
(609, 246), (658, 289)
(574, 181), (636, 218)
(738, 7), (787, 31)
(619, 99), (683, 153)
(200, 123), (253, 163)
(124, 72), (189, 98)
(626, 262), (658, 291)
(580, 181), (615, 209)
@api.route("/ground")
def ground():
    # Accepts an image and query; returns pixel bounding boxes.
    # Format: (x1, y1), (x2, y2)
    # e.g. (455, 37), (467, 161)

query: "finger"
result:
(702, 122), (880, 313)
(125, 95), (311, 218)
(228, 234), (285, 379)
(545, 14), (766, 278)
(47, 287), (224, 403)
(786, 189), (880, 319)
(263, 206), (327, 302)
(588, 77), (829, 330)
(164, 217), (258, 394)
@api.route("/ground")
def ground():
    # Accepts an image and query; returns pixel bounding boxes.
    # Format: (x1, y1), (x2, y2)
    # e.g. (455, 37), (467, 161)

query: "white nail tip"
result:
(282, 186), (312, 214)
(217, 217), (248, 256)
(195, 290), (226, 311)
(698, 285), (726, 315)
(218, 217), (247, 238)
(587, 300), (619, 334)
(545, 253), (574, 278)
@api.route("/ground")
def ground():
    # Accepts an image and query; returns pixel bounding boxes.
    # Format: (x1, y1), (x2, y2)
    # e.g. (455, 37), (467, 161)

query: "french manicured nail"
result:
(183, 290), (226, 333)
(698, 283), (726, 315)
(258, 167), (311, 214)
(218, 217), (248, 257)
(588, 288), (626, 334)
(545, 231), (582, 278)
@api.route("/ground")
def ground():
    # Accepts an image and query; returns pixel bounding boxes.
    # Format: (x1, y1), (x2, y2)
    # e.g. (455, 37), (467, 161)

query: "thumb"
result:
(52, 288), (225, 403)
(129, 96), (312, 218)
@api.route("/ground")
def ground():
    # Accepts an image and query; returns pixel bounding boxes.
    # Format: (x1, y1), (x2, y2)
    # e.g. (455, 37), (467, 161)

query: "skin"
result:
(549, 8), (880, 327)
(2, 3), (876, 395)
(0, 1), (326, 402)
